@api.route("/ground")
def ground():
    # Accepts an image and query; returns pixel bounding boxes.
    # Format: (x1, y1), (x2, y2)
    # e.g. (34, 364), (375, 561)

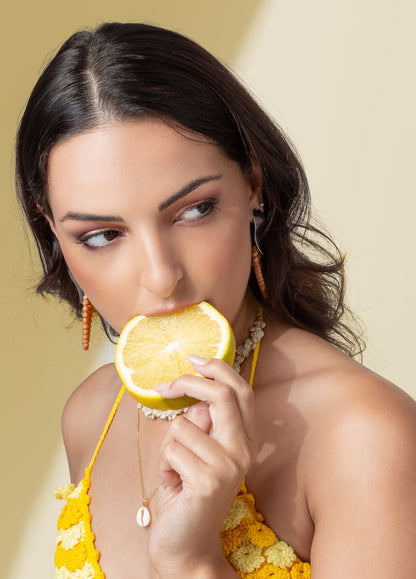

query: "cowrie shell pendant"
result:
(136, 505), (151, 527)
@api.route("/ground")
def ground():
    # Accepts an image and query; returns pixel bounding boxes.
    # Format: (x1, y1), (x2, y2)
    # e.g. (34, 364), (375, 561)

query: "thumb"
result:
(185, 401), (212, 434)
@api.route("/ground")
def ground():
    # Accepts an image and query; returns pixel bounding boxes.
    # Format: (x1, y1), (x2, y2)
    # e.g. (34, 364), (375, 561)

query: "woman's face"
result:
(46, 119), (261, 338)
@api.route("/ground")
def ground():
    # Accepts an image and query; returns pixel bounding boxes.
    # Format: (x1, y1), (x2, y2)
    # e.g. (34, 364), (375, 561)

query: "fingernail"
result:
(154, 382), (172, 393)
(187, 401), (209, 415)
(188, 354), (209, 366)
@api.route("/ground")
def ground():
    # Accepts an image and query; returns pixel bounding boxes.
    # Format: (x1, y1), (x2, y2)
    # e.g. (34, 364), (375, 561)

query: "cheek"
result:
(195, 221), (252, 303)
(59, 244), (133, 318)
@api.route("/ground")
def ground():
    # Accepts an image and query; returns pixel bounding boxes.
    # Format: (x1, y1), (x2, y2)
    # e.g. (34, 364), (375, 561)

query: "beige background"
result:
(1, 1), (415, 577)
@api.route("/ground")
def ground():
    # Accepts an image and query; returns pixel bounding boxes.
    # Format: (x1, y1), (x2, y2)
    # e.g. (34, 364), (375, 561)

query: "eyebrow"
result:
(59, 174), (223, 223)
(60, 212), (124, 223)
(158, 174), (222, 211)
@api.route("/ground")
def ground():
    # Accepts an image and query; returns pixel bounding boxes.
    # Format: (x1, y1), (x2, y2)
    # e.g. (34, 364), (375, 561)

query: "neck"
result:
(231, 291), (260, 346)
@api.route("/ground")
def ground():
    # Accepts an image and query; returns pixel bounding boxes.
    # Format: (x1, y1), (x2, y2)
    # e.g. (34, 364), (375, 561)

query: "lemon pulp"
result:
(115, 302), (235, 410)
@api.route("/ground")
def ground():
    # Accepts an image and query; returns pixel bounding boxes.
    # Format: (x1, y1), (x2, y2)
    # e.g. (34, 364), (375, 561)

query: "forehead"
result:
(46, 119), (234, 213)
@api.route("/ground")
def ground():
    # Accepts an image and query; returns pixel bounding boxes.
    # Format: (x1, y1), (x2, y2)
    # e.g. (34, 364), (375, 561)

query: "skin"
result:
(47, 118), (416, 578)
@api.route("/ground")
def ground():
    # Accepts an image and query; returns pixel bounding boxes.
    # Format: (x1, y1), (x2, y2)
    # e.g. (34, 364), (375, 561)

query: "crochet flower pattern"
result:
(221, 482), (311, 578)
(54, 475), (311, 577)
(54, 475), (103, 578)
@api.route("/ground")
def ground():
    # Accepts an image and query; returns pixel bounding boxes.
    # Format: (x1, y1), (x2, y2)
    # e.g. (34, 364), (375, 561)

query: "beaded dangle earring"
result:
(252, 205), (267, 299)
(82, 295), (94, 350)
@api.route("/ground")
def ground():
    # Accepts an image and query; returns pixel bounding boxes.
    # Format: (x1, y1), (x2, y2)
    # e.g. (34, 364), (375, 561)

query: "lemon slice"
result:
(115, 302), (236, 410)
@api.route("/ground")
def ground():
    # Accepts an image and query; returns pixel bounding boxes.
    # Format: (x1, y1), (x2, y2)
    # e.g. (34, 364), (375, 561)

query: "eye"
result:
(80, 229), (120, 249)
(179, 200), (217, 222)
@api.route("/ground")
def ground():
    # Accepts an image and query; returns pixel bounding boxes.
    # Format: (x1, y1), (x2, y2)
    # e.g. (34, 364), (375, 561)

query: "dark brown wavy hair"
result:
(16, 22), (364, 356)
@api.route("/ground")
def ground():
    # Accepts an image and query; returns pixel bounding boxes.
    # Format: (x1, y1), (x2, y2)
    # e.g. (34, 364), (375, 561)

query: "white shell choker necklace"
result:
(136, 304), (265, 420)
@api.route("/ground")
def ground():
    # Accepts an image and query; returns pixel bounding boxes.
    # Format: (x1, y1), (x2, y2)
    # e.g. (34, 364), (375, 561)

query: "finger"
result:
(161, 467), (181, 489)
(162, 415), (220, 467)
(158, 417), (210, 490)
(185, 358), (255, 435)
(159, 404), (212, 489)
(159, 414), (251, 484)
(159, 426), (240, 498)
(162, 442), (217, 497)
(155, 361), (255, 442)
(185, 401), (212, 434)
(157, 375), (250, 446)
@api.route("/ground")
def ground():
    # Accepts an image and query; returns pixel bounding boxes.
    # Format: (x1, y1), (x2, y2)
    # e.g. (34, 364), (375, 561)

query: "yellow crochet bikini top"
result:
(55, 350), (310, 578)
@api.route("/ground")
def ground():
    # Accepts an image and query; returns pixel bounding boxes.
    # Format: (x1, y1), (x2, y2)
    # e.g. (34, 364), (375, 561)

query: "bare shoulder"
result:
(259, 325), (416, 575)
(259, 323), (416, 427)
(263, 325), (416, 465)
(62, 362), (122, 482)
(303, 354), (416, 574)
(305, 356), (416, 496)
(256, 324), (416, 488)
(298, 352), (416, 497)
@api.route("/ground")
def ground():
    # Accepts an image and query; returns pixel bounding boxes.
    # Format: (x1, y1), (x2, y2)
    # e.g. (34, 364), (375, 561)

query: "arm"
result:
(61, 363), (121, 483)
(306, 376), (416, 577)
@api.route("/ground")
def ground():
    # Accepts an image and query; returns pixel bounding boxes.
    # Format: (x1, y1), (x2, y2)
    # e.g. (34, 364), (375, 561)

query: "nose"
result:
(137, 231), (183, 299)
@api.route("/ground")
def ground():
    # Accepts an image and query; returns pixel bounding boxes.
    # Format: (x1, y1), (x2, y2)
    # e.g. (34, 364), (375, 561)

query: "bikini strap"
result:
(86, 385), (126, 473)
(240, 304), (263, 493)
(248, 303), (263, 388)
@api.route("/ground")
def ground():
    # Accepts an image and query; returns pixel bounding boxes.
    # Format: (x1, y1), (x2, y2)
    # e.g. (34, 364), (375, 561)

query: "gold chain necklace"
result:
(136, 409), (159, 527)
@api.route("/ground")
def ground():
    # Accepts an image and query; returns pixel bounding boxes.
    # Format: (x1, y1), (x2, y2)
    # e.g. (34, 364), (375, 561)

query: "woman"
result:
(16, 22), (416, 578)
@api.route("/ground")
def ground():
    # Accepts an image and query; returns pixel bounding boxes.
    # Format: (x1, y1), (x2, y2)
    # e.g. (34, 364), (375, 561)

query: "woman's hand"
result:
(148, 355), (256, 578)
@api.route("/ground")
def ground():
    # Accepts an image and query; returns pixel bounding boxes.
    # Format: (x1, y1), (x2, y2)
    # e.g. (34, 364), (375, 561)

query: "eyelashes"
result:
(78, 199), (218, 250)
(79, 229), (121, 249)
(175, 199), (217, 223)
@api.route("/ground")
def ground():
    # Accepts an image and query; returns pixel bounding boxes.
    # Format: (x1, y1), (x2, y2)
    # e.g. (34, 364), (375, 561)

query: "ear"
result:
(247, 156), (262, 206)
